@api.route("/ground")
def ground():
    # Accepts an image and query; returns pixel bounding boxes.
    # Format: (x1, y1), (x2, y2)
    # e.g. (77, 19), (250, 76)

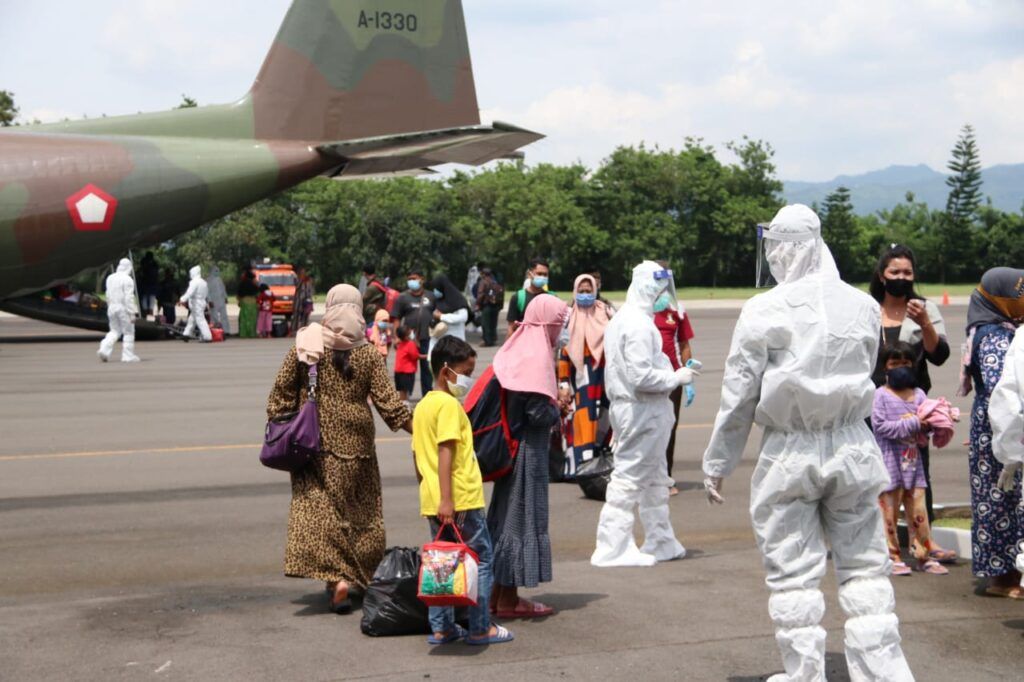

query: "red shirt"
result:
(654, 309), (695, 370)
(394, 339), (420, 374)
(257, 291), (275, 312)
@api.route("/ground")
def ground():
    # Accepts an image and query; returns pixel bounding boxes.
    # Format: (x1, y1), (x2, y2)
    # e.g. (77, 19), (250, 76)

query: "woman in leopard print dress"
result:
(267, 284), (412, 612)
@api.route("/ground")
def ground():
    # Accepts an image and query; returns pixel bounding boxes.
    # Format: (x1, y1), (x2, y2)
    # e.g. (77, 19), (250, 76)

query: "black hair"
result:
(880, 341), (916, 367)
(430, 335), (477, 378)
(259, 283), (269, 291)
(396, 324), (412, 340)
(870, 244), (920, 302)
(528, 258), (549, 271)
(330, 349), (354, 380)
(407, 268), (424, 278)
(362, 263), (376, 276)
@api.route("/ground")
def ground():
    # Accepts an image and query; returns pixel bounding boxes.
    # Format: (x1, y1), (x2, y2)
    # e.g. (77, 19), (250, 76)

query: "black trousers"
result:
(418, 338), (433, 396)
(666, 386), (682, 477)
(480, 305), (499, 346)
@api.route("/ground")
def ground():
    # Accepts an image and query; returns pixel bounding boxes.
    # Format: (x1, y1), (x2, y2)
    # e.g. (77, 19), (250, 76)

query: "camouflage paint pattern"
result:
(0, 0), (540, 300)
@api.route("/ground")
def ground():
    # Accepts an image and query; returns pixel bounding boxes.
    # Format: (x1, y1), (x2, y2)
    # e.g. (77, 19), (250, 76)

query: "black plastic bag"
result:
(360, 547), (431, 637)
(575, 446), (614, 501)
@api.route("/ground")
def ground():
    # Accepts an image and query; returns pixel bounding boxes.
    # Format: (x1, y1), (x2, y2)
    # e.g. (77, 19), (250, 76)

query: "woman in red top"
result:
(653, 296), (695, 495)
(393, 325), (423, 403)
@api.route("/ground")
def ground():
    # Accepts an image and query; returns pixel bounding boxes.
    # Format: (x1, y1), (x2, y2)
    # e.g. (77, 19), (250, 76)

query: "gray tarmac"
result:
(1, 305), (1021, 681)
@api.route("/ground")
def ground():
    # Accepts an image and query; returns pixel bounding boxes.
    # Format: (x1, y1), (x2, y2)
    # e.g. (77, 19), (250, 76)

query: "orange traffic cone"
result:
(942, 290), (950, 306)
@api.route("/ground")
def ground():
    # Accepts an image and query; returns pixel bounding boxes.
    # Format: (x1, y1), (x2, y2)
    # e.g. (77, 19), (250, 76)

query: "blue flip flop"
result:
(427, 624), (467, 645)
(465, 624), (515, 645)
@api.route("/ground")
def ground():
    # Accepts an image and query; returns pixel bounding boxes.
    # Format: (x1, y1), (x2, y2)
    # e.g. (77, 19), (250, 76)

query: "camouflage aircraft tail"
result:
(250, 0), (481, 141)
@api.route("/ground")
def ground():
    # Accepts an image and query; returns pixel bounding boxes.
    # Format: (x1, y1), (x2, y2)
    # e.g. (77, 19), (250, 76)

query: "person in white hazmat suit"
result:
(97, 258), (141, 363)
(180, 265), (212, 342)
(591, 261), (697, 568)
(990, 328), (1024, 583)
(207, 266), (230, 334)
(702, 205), (914, 682)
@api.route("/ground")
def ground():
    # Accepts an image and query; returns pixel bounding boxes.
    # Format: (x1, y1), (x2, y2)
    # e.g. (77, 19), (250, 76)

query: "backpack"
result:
(371, 280), (400, 315)
(463, 366), (518, 481)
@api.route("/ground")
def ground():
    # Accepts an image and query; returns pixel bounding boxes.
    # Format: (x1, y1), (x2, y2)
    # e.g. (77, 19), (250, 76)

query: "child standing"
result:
(257, 283), (275, 338)
(369, 309), (393, 358)
(394, 326), (422, 404)
(412, 336), (513, 646)
(873, 342), (949, 576)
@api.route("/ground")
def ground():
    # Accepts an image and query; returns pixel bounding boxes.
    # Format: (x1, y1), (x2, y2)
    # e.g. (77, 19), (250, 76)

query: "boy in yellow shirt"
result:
(413, 336), (513, 646)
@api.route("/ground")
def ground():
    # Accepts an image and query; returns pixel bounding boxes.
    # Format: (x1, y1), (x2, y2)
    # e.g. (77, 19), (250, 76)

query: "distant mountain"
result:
(783, 163), (1024, 215)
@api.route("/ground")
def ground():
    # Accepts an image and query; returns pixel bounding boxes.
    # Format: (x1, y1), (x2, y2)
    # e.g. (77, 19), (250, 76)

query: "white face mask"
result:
(445, 366), (474, 399)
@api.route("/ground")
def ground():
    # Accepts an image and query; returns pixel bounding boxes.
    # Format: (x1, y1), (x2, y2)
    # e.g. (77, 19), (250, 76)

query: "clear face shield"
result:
(755, 224), (817, 287)
(652, 266), (678, 308)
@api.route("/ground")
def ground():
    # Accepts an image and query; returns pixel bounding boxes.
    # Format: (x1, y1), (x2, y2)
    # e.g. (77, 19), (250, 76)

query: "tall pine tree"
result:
(821, 186), (860, 280)
(930, 124), (983, 282)
(945, 124), (982, 224)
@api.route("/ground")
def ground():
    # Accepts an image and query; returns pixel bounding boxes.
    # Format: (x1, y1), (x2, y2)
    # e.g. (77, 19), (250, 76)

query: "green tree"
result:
(945, 124), (982, 224)
(176, 94), (198, 109)
(820, 186), (861, 280)
(0, 90), (18, 126)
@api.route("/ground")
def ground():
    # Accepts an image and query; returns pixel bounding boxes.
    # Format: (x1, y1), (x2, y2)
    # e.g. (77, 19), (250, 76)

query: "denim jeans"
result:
(427, 508), (493, 637)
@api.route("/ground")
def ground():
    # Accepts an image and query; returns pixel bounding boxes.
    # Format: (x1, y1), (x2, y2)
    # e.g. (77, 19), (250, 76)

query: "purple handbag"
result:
(260, 363), (320, 472)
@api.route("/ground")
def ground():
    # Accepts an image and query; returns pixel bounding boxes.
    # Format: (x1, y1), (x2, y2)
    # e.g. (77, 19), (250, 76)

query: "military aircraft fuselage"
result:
(0, 127), (336, 298)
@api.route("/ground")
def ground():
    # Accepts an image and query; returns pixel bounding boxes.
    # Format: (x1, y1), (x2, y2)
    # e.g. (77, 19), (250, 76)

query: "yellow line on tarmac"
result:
(0, 424), (714, 463)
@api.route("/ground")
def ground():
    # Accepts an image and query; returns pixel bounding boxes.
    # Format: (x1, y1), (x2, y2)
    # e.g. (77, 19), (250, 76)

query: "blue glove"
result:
(684, 383), (696, 407)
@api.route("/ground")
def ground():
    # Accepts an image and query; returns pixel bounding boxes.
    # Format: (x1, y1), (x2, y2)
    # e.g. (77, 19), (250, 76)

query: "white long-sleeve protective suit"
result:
(591, 261), (688, 567)
(207, 266), (230, 334)
(702, 205), (914, 682)
(180, 265), (212, 342)
(98, 258), (140, 362)
(989, 330), (1024, 578)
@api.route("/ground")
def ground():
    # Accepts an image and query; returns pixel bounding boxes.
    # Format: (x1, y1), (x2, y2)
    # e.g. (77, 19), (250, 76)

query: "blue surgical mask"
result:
(433, 288), (444, 299)
(575, 293), (596, 308)
(653, 292), (672, 313)
(532, 276), (549, 289)
(376, 321), (388, 329)
(408, 279), (422, 291)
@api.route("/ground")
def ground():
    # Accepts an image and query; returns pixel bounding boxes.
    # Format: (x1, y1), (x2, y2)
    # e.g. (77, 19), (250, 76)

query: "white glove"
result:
(675, 366), (699, 386)
(704, 476), (724, 505)
(997, 462), (1022, 493)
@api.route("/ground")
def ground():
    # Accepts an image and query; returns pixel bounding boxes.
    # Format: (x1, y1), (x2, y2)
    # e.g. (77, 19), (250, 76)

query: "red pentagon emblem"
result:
(66, 184), (118, 232)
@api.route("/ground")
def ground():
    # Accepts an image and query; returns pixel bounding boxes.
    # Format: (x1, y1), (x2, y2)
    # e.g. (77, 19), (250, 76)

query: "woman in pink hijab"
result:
(267, 284), (412, 614)
(488, 294), (569, 618)
(557, 274), (613, 479)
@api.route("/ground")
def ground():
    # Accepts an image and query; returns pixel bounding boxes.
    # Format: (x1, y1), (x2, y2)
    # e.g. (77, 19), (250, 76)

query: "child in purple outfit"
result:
(873, 342), (950, 576)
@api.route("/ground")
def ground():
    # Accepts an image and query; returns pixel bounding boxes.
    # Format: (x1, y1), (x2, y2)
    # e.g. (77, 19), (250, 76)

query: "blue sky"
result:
(2, 0), (1022, 181)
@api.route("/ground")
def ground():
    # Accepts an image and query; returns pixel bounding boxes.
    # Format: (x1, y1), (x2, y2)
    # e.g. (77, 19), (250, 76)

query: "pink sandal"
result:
(915, 559), (949, 575)
(494, 598), (555, 619)
(927, 548), (958, 564)
(891, 561), (912, 576)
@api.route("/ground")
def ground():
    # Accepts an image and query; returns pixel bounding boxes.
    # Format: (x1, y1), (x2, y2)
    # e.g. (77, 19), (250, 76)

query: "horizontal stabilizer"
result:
(318, 122), (543, 176)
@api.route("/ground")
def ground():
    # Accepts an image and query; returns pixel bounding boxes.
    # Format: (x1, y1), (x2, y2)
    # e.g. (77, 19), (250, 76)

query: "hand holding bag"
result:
(260, 363), (320, 472)
(417, 522), (479, 607)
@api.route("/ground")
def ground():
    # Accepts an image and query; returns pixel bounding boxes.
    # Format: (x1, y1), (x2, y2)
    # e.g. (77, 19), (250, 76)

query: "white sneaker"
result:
(97, 350), (109, 363)
(121, 355), (140, 363)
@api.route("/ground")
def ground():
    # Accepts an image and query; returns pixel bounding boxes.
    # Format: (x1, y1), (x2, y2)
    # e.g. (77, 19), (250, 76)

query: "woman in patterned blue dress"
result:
(962, 267), (1024, 597)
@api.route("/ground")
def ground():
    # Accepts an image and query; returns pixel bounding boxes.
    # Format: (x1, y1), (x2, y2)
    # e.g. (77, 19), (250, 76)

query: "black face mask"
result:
(883, 277), (913, 298)
(886, 366), (917, 389)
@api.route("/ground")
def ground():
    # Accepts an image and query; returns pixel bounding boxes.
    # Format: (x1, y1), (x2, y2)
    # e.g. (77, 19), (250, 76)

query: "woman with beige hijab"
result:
(267, 284), (412, 613)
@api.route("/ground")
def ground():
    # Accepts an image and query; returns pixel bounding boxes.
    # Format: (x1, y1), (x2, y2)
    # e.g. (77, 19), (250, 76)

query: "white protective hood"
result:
(189, 265), (202, 280)
(763, 204), (839, 285)
(624, 260), (677, 315)
(116, 258), (133, 275)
